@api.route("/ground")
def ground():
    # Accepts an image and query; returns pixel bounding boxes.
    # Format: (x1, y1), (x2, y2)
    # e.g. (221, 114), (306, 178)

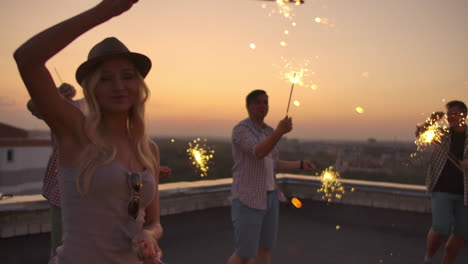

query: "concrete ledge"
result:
(0, 175), (430, 238)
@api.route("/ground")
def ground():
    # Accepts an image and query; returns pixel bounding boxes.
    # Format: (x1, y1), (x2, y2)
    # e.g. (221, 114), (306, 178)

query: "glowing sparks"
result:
(276, 57), (315, 87)
(186, 138), (215, 177)
(311, 84), (318, 90)
(291, 197), (302, 208)
(293, 100), (300, 107)
(314, 17), (321, 23)
(284, 29), (289, 35)
(317, 166), (345, 204)
(355, 107), (364, 114)
(415, 115), (447, 148)
(280, 41), (287, 47)
(170, 138), (175, 143)
(411, 113), (449, 160)
(249, 43), (256, 49)
(336, 225), (341, 230)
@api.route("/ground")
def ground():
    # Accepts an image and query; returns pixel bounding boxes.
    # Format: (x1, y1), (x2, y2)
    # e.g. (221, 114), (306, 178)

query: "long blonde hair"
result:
(77, 66), (158, 194)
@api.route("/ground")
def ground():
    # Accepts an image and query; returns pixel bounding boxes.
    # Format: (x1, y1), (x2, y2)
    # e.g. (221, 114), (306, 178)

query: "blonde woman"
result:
(14, 1), (163, 263)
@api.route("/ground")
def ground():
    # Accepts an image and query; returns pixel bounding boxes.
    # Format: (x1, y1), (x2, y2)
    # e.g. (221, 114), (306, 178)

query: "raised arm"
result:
(14, 0), (140, 137)
(255, 116), (292, 159)
(26, 83), (77, 120)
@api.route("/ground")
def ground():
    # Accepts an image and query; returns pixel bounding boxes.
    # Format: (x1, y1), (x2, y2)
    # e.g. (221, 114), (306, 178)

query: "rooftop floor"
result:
(2, 200), (468, 264)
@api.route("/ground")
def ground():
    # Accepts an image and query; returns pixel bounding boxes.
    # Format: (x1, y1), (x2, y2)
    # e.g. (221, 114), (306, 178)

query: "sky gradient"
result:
(1, 0), (467, 141)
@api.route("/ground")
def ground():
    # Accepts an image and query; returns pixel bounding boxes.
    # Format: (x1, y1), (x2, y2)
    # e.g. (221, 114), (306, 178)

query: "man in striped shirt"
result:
(419, 100), (468, 264)
(227, 90), (316, 264)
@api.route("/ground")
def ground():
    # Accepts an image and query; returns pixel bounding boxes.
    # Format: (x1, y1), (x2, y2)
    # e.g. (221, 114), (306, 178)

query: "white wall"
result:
(0, 146), (52, 171)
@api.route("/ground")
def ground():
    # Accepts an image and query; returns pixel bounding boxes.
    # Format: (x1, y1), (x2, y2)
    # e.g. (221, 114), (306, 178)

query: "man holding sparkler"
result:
(227, 89), (315, 264)
(417, 101), (468, 264)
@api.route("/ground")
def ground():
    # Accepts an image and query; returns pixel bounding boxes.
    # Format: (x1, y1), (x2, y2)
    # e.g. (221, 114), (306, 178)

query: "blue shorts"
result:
(231, 191), (279, 259)
(431, 192), (468, 239)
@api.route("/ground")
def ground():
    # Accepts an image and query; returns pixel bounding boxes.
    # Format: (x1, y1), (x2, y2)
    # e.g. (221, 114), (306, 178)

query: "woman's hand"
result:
(132, 229), (162, 263)
(99, 0), (140, 19)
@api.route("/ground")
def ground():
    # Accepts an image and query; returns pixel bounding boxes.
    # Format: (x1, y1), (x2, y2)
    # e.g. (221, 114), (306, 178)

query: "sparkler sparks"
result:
(414, 114), (448, 151)
(260, 0), (303, 21)
(276, 57), (313, 87)
(317, 166), (345, 204)
(293, 100), (300, 107)
(249, 43), (256, 49)
(355, 107), (364, 114)
(412, 113), (464, 172)
(186, 138), (215, 177)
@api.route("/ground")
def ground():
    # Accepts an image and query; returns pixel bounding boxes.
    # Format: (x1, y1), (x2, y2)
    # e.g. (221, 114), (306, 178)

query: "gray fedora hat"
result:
(75, 37), (151, 84)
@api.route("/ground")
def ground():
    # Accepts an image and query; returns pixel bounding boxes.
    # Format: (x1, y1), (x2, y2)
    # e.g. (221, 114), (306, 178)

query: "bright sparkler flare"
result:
(412, 113), (449, 159)
(317, 166), (345, 204)
(355, 107), (364, 114)
(280, 41), (287, 47)
(249, 43), (256, 49)
(276, 57), (314, 88)
(186, 138), (215, 177)
(291, 197), (302, 208)
(293, 100), (300, 107)
(415, 117), (447, 149)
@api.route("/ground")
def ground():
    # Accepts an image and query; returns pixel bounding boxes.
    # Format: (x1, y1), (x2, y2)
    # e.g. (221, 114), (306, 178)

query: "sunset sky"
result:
(1, 0), (466, 141)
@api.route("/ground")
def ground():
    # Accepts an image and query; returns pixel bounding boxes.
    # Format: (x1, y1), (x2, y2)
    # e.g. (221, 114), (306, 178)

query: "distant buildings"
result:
(0, 122), (51, 195)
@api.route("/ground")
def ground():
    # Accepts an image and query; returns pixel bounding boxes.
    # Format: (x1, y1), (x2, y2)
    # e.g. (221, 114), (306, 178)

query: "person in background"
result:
(227, 89), (316, 264)
(417, 100), (468, 264)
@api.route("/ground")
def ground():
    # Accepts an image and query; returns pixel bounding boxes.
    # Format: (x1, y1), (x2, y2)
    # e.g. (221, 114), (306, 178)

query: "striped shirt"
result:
(231, 118), (279, 210)
(425, 125), (468, 206)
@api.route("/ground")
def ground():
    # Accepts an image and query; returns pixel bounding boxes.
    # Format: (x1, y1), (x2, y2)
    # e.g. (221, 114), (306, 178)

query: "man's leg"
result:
(49, 204), (62, 258)
(227, 253), (250, 264)
(442, 234), (464, 264)
(424, 192), (452, 263)
(442, 195), (468, 264)
(425, 227), (445, 261)
(251, 248), (271, 264)
(252, 191), (279, 264)
(227, 200), (265, 264)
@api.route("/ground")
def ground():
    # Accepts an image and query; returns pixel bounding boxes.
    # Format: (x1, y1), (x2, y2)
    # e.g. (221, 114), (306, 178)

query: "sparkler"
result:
(276, 57), (314, 115)
(53, 67), (63, 84)
(317, 166), (346, 204)
(414, 114), (464, 172)
(186, 138), (215, 177)
(285, 72), (297, 116)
